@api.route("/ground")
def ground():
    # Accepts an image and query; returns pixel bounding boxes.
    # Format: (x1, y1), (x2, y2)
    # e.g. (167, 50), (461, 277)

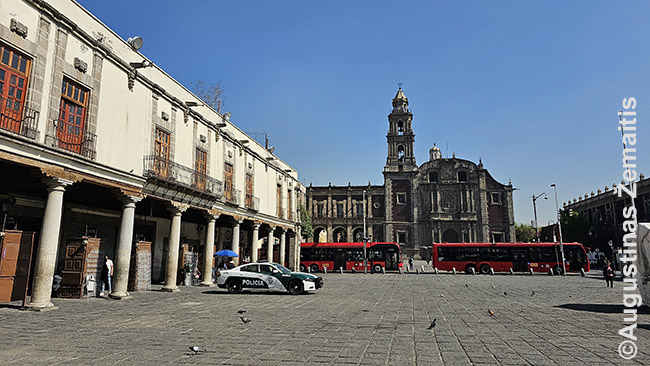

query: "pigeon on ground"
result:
(465, 284), (469, 288)
(530, 290), (535, 296)
(491, 285), (496, 289)
(440, 294), (444, 298)
(488, 309), (495, 316)
(503, 291), (507, 296)
(237, 310), (247, 314)
(240, 316), (251, 324)
(188, 346), (205, 354)
(427, 319), (437, 329)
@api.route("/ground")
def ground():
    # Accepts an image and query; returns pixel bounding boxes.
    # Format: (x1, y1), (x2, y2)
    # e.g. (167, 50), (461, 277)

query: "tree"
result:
(560, 210), (589, 243)
(191, 79), (226, 111)
(515, 223), (535, 242)
(299, 205), (313, 241)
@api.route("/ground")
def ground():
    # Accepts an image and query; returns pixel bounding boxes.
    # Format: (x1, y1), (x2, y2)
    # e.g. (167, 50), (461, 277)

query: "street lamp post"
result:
(531, 192), (547, 241)
(550, 183), (566, 276)
(363, 190), (367, 274)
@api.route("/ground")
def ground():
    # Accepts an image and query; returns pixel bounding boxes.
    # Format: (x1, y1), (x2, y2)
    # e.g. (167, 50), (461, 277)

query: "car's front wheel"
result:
(288, 280), (304, 295)
(226, 279), (242, 294)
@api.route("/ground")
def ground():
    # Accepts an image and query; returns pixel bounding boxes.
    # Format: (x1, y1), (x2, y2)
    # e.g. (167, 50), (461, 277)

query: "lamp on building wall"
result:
(129, 60), (153, 69)
(127, 36), (143, 50)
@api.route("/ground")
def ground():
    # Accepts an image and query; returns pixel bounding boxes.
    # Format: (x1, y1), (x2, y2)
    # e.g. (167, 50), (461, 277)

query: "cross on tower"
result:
(397, 81), (403, 89)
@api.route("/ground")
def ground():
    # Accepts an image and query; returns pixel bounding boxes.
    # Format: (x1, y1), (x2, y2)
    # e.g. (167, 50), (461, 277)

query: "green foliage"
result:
(560, 210), (589, 242)
(299, 205), (314, 240)
(515, 223), (536, 242)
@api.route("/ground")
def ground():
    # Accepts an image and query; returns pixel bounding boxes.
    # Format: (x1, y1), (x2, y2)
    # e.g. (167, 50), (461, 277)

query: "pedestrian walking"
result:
(408, 257), (414, 271)
(100, 255), (113, 296)
(603, 261), (615, 288)
(192, 265), (201, 285)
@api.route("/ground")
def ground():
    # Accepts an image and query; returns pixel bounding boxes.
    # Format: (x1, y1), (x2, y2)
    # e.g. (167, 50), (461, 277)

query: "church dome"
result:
(429, 143), (441, 160)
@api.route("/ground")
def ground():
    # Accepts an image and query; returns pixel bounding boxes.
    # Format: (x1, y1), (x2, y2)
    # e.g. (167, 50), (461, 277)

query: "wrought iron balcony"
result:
(0, 97), (39, 140)
(45, 120), (97, 160)
(245, 194), (260, 211)
(143, 155), (223, 198)
(223, 188), (241, 206)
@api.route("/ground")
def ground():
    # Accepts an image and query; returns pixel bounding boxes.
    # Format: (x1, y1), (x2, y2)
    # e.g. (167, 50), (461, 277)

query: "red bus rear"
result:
(433, 242), (590, 274)
(300, 242), (403, 273)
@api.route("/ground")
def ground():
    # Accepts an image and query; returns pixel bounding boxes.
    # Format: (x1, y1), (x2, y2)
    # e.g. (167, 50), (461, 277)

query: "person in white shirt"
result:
(100, 255), (113, 296)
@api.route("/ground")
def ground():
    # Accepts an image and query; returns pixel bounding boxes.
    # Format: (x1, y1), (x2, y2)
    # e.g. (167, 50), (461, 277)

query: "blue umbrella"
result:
(214, 249), (238, 257)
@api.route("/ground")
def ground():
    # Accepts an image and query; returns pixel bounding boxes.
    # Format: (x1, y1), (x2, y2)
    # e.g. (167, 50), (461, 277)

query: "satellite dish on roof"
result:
(127, 36), (143, 50)
(224, 112), (231, 121)
(268, 146), (275, 153)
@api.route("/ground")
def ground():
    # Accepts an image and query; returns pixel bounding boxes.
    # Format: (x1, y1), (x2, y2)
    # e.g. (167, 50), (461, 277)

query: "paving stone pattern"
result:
(0, 266), (648, 365)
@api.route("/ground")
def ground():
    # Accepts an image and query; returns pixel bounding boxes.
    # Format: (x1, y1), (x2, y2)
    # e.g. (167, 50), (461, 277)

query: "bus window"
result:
(463, 247), (479, 261)
(300, 248), (311, 261)
(540, 247), (554, 262)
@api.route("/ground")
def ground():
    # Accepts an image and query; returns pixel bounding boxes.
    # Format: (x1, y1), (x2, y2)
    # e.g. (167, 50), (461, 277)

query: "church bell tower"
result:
(385, 86), (416, 171)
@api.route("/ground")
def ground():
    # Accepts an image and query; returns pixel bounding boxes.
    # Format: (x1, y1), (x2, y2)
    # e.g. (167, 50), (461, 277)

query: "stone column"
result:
(251, 222), (260, 263)
(162, 204), (187, 292)
(294, 226), (302, 270)
(279, 228), (287, 266)
(110, 195), (142, 299)
(217, 226), (225, 251)
(231, 220), (242, 265)
(267, 229), (274, 262)
(28, 177), (73, 310)
(201, 213), (218, 286)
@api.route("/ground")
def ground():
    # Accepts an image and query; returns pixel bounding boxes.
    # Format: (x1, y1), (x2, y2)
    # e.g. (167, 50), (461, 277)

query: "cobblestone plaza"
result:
(1, 267), (648, 365)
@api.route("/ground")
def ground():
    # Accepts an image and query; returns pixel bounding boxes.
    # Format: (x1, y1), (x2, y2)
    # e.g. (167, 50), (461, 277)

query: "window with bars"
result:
(0, 43), (31, 134)
(195, 148), (207, 189)
(224, 163), (233, 201)
(57, 79), (89, 154)
(276, 185), (283, 217)
(287, 189), (293, 220)
(336, 203), (344, 218)
(245, 173), (254, 208)
(154, 127), (170, 177)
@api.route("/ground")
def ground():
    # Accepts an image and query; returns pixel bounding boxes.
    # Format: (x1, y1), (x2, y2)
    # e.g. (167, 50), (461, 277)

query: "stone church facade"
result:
(307, 88), (515, 255)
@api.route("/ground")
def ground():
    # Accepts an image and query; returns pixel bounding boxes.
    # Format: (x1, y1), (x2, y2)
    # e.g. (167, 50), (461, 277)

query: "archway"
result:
(313, 227), (326, 243)
(352, 227), (364, 242)
(442, 229), (458, 243)
(333, 227), (347, 242)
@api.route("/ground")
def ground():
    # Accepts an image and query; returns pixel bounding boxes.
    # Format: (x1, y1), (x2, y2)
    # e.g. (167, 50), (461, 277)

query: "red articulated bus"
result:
(300, 242), (403, 273)
(433, 242), (590, 275)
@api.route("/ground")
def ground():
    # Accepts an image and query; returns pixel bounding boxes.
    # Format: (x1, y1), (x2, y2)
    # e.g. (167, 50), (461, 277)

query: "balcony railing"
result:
(245, 194), (260, 211)
(45, 121), (97, 160)
(224, 188), (241, 206)
(143, 155), (223, 198)
(0, 97), (39, 140)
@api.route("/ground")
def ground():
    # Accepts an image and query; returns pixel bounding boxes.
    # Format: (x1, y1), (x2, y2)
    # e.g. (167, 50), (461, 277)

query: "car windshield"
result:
(273, 264), (291, 274)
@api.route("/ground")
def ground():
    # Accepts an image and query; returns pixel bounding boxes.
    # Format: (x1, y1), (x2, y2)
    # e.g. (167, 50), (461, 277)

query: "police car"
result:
(216, 262), (323, 295)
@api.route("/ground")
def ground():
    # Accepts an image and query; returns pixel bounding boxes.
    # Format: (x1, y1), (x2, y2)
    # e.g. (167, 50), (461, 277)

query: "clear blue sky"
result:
(78, 0), (650, 227)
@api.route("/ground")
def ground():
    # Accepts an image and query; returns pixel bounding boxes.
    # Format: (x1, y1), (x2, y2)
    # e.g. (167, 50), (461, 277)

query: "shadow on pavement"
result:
(201, 290), (313, 296)
(555, 303), (650, 314)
